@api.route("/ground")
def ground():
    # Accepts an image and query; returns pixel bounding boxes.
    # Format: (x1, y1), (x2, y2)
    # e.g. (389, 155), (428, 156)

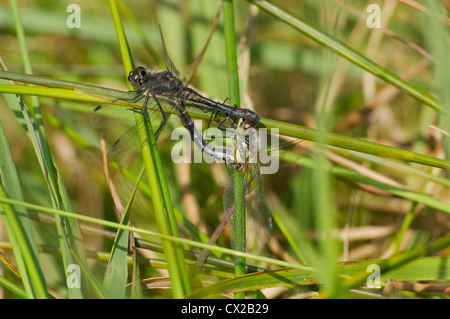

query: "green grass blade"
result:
(280, 153), (450, 214)
(249, 0), (443, 113)
(9, 0), (89, 298)
(187, 254), (450, 298)
(0, 196), (313, 271)
(109, 1), (191, 296)
(0, 120), (47, 298)
(0, 275), (28, 299)
(312, 52), (340, 297)
(103, 166), (145, 298)
(223, 0), (246, 299)
(312, 149), (340, 297)
(265, 118), (450, 169)
(117, 0), (162, 66)
(137, 111), (191, 297)
(108, 0), (134, 75)
(425, 2), (450, 161)
(223, 0), (241, 106)
(0, 76), (448, 170)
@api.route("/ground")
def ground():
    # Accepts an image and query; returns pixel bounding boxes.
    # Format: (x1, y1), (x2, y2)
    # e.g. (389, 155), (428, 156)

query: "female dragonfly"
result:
(195, 119), (273, 266)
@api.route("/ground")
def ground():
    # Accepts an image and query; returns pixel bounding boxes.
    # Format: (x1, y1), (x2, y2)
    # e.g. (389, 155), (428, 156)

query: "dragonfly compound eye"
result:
(128, 70), (138, 82)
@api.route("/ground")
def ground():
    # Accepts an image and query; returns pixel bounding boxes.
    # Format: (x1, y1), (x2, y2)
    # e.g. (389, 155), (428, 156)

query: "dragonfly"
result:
(90, 26), (259, 159)
(150, 26), (260, 128)
(225, 120), (273, 262)
(88, 27), (269, 264)
(89, 85), (233, 161)
(195, 119), (273, 266)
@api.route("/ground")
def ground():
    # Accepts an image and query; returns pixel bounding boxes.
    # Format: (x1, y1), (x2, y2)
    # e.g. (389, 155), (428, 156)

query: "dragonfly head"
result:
(128, 66), (148, 90)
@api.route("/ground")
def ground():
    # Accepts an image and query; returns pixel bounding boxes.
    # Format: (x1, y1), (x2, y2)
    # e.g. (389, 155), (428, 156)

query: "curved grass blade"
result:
(265, 118), (450, 170)
(103, 164), (145, 299)
(108, 0), (191, 296)
(0, 120), (47, 298)
(0, 275), (28, 299)
(249, 0), (443, 113)
(223, 165), (273, 259)
(0, 194), (325, 273)
(0, 76), (447, 170)
(222, 0), (246, 299)
(8, 0), (89, 298)
(187, 254), (450, 298)
(108, 0), (134, 77)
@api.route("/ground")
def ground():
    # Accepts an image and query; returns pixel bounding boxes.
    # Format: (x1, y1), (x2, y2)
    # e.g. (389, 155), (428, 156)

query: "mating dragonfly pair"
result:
(89, 27), (272, 262)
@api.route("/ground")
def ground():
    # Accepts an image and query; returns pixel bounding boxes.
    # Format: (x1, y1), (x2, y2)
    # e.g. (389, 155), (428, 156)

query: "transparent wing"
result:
(88, 104), (138, 129)
(158, 26), (182, 80)
(245, 163), (272, 248)
(89, 95), (185, 158)
(223, 171), (246, 255)
(223, 163), (273, 256)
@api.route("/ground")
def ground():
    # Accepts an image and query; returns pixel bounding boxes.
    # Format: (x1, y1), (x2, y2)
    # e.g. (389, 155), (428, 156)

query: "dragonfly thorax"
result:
(148, 70), (184, 95)
(128, 66), (184, 98)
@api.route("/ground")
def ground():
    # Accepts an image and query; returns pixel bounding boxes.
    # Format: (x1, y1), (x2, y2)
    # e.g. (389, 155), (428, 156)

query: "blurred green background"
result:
(0, 0), (449, 299)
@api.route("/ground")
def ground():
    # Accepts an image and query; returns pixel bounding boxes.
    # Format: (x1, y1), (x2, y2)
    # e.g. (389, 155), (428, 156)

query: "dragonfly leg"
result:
(218, 98), (237, 129)
(204, 110), (235, 139)
(215, 110), (236, 130)
(191, 103), (211, 113)
(128, 92), (166, 137)
(112, 89), (145, 103)
(203, 100), (237, 138)
(127, 92), (151, 114)
(151, 93), (167, 137)
(204, 110), (220, 138)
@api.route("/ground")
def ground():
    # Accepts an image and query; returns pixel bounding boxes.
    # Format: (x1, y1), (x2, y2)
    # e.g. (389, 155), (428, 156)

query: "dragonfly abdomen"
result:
(184, 88), (260, 124)
(176, 101), (234, 164)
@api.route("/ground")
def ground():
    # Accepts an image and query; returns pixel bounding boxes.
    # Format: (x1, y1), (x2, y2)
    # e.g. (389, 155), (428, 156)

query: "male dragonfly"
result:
(90, 27), (258, 160)
(149, 26), (260, 128)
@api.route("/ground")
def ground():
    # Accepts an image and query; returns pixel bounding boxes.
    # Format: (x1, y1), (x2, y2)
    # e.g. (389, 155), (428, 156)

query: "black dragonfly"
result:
(89, 27), (258, 162)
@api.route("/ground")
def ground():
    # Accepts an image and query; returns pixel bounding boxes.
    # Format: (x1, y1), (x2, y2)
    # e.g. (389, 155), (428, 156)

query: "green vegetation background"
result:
(0, 0), (449, 299)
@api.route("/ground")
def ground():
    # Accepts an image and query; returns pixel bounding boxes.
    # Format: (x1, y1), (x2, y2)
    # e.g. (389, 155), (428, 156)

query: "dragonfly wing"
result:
(89, 95), (184, 158)
(246, 163), (273, 248)
(223, 171), (246, 255)
(88, 104), (138, 129)
(223, 173), (236, 250)
(158, 26), (182, 80)
(108, 107), (180, 158)
(106, 124), (141, 159)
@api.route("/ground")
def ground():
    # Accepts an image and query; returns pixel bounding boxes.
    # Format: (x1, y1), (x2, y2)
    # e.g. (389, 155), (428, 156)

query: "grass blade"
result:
(0, 78), (448, 170)
(249, 0), (443, 113)
(223, 0), (246, 299)
(102, 160), (145, 299)
(8, 0), (89, 298)
(108, 0), (191, 297)
(0, 120), (47, 298)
